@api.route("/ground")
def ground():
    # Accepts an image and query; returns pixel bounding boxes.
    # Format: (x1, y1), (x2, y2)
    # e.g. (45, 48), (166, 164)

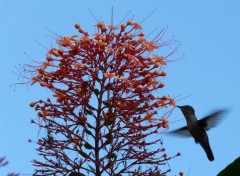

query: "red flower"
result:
(24, 19), (179, 175)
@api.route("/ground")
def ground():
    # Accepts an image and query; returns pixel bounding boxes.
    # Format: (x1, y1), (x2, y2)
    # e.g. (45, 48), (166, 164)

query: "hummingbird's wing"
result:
(167, 126), (192, 138)
(199, 109), (228, 131)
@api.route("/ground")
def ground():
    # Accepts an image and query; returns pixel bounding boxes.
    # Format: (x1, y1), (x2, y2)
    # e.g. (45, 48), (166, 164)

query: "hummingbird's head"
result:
(177, 105), (195, 116)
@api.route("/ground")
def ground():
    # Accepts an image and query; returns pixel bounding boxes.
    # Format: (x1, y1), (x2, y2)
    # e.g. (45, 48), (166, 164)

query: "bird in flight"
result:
(169, 105), (228, 161)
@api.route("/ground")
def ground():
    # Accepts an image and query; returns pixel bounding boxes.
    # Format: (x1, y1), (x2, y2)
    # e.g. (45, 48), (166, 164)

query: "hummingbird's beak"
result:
(177, 106), (182, 108)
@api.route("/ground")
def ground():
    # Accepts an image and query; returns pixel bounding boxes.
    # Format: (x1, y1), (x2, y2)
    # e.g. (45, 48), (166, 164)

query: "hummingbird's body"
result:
(184, 111), (214, 161)
(172, 105), (228, 161)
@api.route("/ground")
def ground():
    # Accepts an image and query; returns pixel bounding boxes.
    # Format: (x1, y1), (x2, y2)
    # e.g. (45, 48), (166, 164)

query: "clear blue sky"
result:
(1, 0), (240, 175)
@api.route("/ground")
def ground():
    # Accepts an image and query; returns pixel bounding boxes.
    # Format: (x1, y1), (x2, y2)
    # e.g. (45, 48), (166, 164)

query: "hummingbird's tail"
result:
(202, 143), (214, 161)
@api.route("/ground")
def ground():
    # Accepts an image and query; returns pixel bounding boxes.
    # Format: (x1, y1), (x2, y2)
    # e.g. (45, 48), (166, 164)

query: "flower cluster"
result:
(28, 20), (178, 175)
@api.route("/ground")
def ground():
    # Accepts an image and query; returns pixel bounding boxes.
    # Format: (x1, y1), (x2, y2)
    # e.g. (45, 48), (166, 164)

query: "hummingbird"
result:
(170, 105), (228, 161)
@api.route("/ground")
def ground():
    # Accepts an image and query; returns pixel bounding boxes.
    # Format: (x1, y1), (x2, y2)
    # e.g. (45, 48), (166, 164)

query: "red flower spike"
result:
(22, 19), (179, 176)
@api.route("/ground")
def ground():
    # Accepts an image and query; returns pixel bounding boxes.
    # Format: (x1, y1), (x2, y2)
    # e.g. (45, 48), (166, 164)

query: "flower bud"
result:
(75, 23), (80, 29)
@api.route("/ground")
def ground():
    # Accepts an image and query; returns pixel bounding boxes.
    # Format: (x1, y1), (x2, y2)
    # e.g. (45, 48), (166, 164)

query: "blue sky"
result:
(0, 0), (240, 175)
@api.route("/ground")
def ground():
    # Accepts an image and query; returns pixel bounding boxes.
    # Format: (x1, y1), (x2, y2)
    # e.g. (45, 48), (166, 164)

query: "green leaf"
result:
(84, 142), (94, 149)
(87, 123), (95, 129)
(102, 101), (109, 107)
(103, 139), (112, 146)
(85, 129), (94, 136)
(104, 117), (115, 126)
(78, 150), (88, 158)
(96, 77), (101, 82)
(105, 132), (113, 139)
(85, 109), (92, 115)
(93, 89), (100, 96)
(88, 165), (96, 172)
(217, 157), (240, 176)
(107, 153), (117, 160)
(105, 161), (113, 169)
